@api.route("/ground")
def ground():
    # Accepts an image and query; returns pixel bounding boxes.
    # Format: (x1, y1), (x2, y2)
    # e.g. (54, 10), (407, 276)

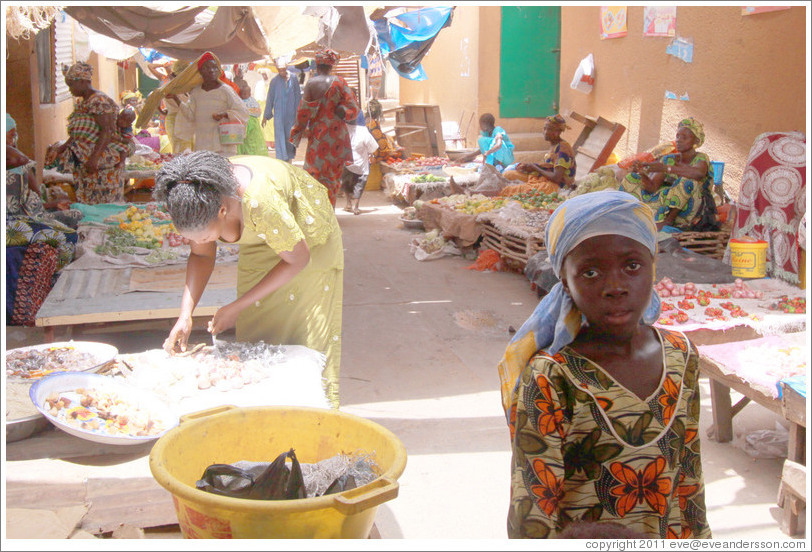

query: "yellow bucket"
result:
(149, 406), (407, 538)
(729, 237), (768, 278)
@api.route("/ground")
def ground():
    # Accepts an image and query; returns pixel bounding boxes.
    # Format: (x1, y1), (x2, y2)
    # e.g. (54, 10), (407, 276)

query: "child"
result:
(112, 106), (138, 171)
(341, 116), (379, 215)
(236, 78), (269, 156)
(497, 190), (711, 539)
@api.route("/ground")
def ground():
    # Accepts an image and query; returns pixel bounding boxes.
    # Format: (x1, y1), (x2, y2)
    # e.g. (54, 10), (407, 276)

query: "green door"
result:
(499, 6), (561, 118)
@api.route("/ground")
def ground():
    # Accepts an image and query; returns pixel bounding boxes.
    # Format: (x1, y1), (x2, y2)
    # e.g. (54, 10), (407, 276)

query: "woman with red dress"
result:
(290, 49), (360, 206)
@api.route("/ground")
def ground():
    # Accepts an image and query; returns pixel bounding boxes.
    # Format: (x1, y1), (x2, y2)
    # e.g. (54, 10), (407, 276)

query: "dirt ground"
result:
(4, 191), (806, 540)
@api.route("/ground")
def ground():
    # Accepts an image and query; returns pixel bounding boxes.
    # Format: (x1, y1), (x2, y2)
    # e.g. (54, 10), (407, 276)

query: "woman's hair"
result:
(480, 113), (496, 127)
(153, 151), (238, 232)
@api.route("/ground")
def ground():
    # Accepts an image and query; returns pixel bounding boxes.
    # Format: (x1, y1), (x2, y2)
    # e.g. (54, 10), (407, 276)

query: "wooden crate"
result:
(674, 230), (731, 259)
(481, 221), (546, 270)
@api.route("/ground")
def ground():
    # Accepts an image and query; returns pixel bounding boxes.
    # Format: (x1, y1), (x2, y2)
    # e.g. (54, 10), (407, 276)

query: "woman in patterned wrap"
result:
(498, 190), (711, 539)
(50, 62), (125, 204)
(155, 151), (344, 407)
(290, 48), (360, 207)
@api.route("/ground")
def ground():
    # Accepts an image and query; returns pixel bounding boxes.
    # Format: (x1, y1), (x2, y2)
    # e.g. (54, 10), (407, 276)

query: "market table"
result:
(697, 332), (807, 535)
(35, 265), (237, 342)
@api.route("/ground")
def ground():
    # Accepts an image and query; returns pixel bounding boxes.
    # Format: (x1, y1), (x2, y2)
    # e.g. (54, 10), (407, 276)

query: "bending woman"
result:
(156, 152), (345, 407)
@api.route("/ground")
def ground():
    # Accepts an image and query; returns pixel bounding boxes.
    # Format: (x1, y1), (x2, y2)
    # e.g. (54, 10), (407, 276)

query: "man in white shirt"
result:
(341, 114), (379, 215)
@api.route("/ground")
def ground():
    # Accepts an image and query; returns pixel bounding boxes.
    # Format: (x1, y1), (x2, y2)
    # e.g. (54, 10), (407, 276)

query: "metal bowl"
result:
(5, 341), (118, 382)
(400, 217), (425, 230)
(6, 413), (51, 443)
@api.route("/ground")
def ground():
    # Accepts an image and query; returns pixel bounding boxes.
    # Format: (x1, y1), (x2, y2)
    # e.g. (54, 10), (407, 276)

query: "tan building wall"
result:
(397, 6), (480, 147)
(559, 6), (808, 197)
(6, 36), (37, 156)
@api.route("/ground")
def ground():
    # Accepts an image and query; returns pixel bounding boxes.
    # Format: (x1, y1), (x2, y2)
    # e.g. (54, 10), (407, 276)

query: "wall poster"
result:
(600, 6), (627, 39)
(643, 6), (677, 37)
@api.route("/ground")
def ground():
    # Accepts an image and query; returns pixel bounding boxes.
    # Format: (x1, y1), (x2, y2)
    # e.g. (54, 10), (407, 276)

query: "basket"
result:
(673, 230), (731, 260)
(480, 221), (546, 270)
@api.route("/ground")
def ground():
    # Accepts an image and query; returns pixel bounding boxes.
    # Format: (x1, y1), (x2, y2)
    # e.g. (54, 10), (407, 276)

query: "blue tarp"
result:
(374, 7), (454, 81)
(777, 374), (807, 399)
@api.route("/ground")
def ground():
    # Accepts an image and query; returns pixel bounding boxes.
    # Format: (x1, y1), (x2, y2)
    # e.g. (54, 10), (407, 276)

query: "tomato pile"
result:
(388, 155), (449, 169)
(504, 190), (561, 211)
(655, 277), (764, 300)
(769, 296), (806, 314)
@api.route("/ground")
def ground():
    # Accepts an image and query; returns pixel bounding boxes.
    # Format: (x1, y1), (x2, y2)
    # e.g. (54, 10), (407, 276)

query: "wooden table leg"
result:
(43, 326), (55, 344)
(787, 423), (806, 465)
(709, 378), (734, 442)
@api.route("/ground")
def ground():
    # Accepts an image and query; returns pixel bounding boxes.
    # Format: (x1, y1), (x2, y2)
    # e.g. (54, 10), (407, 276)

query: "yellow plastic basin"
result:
(149, 405), (407, 538)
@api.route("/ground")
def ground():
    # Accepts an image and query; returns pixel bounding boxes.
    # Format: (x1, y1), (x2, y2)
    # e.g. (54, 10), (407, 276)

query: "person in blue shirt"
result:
(476, 113), (515, 171)
(262, 61), (302, 163)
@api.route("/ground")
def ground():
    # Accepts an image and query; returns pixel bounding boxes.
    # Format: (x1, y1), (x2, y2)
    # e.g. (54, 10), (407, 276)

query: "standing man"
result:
(262, 60), (301, 163)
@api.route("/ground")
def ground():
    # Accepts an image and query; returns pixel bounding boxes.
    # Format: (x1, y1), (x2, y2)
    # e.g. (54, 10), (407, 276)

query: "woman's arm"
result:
(643, 159), (708, 182)
(164, 240), (217, 353)
(482, 133), (504, 160)
(208, 239), (311, 334)
(85, 110), (115, 173)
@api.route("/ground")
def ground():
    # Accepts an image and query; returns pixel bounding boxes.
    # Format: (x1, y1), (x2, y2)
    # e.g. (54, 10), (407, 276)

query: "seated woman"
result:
(501, 114), (576, 196)
(367, 99), (403, 163)
(634, 118), (717, 231)
(6, 113), (79, 326)
(473, 113), (515, 171)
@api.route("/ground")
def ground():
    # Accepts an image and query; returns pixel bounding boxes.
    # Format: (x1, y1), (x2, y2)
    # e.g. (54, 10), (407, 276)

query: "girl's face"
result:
(561, 234), (654, 337)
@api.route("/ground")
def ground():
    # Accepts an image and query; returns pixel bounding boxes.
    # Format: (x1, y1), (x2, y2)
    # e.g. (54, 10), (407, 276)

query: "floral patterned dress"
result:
(56, 92), (125, 204)
(290, 76), (360, 206)
(230, 156), (344, 407)
(501, 140), (577, 195)
(507, 328), (711, 539)
(654, 152), (714, 229)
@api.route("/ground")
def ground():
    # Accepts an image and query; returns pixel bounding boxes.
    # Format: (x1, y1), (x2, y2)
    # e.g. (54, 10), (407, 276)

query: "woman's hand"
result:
(85, 155), (100, 173)
(642, 161), (667, 173)
(212, 111), (229, 121)
(208, 302), (242, 335)
(164, 316), (194, 354)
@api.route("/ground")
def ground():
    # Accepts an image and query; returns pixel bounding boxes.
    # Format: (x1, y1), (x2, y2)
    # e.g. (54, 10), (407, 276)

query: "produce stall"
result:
(381, 155), (476, 204)
(5, 339), (332, 537)
(35, 203), (240, 340)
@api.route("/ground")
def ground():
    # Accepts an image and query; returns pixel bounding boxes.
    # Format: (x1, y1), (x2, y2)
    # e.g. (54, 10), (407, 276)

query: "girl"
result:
(497, 190), (711, 539)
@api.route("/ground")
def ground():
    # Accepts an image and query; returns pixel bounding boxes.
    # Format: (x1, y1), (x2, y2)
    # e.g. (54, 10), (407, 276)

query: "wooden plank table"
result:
(35, 266), (237, 342)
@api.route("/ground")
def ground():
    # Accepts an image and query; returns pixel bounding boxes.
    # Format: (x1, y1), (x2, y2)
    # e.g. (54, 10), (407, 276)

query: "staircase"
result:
(507, 131), (549, 164)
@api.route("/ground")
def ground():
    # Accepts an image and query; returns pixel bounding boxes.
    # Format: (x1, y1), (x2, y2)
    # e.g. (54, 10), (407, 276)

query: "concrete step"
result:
(513, 150), (549, 163)
(508, 132), (547, 153)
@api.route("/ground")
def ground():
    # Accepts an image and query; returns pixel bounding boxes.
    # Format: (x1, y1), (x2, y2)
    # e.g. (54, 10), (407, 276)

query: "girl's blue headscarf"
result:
(497, 190), (661, 415)
(6, 113), (16, 131)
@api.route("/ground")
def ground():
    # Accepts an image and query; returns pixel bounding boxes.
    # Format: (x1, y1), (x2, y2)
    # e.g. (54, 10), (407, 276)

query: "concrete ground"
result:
(5, 191), (806, 540)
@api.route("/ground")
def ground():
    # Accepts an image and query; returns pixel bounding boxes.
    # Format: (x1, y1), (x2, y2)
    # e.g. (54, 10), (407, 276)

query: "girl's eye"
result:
(582, 269), (599, 279)
(627, 261), (642, 271)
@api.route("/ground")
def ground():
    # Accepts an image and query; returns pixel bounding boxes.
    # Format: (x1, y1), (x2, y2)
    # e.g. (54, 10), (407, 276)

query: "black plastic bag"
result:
(196, 448), (306, 501)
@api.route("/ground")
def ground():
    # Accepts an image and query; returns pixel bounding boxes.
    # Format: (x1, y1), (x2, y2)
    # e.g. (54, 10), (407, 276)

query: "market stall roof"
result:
(63, 5), (385, 64)
(64, 6), (270, 64)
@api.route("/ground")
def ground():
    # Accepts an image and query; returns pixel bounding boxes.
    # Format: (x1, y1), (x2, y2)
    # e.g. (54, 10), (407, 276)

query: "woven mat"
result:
(128, 263), (238, 293)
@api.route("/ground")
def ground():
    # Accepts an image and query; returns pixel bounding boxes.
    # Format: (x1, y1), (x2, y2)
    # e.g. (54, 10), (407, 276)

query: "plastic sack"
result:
(740, 422), (789, 459)
(411, 240), (461, 261)
(570, 53), (595, 94)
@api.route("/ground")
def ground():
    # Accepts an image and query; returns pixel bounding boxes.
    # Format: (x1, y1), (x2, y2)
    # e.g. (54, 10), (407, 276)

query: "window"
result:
(36, 12), (76, 104)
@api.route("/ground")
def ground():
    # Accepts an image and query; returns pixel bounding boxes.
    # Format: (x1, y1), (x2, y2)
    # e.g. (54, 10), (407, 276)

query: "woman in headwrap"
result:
(50, 62), (124, 204)
(501, 114), (577, 195)
(290, 48), (360, 206)
(499, 190), (711, 539)
(163, 52), (249, 156)
(636, 117), (717, 231)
